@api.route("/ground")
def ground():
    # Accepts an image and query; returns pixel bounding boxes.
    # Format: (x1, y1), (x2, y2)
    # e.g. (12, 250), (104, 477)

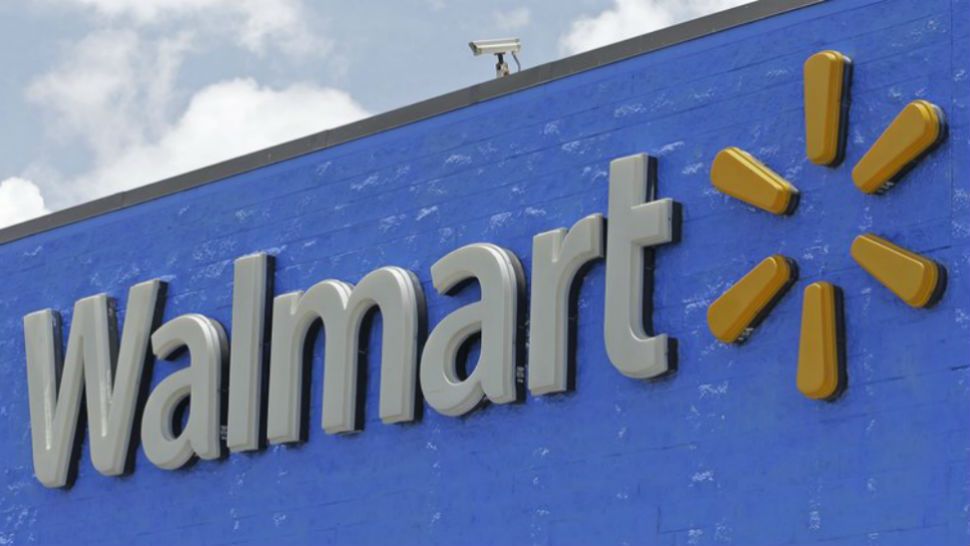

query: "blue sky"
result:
(0, 0), (746, 228)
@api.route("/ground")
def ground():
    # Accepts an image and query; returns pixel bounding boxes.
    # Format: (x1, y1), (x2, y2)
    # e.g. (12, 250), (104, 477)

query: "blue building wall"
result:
(1, 0), (968, 543)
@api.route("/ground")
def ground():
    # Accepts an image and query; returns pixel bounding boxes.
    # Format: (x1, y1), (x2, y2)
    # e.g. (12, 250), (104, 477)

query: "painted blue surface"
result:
(1, 0), (969, 543)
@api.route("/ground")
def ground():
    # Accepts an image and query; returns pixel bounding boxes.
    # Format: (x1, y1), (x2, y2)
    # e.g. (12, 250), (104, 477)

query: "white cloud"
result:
(27, 29), (191, 161)
(21, 26), (368, 211)
(0, 178), (50, 228)
(76, 78), (367, 202)
(494, 7), (531, 31)
(48, 0), (324, 56)
(559, 0), (752, 55)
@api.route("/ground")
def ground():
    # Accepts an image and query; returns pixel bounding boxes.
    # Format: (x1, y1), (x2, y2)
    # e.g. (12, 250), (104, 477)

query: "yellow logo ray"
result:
(797, 282), (844, 400)
(850, 233), (945, 308)
(804, 50), (852, 166)
(852, 100), (945, 194)
(707, 255), (796, 343)
(710, 147), (799, 215)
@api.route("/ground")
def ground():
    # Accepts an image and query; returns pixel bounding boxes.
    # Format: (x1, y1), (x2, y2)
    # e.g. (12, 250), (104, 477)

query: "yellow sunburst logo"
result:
(705, 50), (947, 401)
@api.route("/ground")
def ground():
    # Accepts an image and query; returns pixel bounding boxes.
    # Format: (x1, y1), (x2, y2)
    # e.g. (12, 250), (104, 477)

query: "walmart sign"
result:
(24, 153), (676, 488)
(21, 47), (949, 493)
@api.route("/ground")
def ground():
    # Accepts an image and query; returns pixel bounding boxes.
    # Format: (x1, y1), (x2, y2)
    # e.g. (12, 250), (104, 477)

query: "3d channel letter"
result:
(420, 243), (524, 417)
(804, 50), (851, 166)
(707, 254), (796, 343)
(603, 153), (677, 379)
(227, 253), (271, 453)
(23, 280), (164, 488)
(852, 100), (945, 194)
(142, 314), (227, 470)
(797, 282), (843, 400)
(266, 266), (425, 443)
(711, 147), (799, 215)
(850, 233), (943, 308)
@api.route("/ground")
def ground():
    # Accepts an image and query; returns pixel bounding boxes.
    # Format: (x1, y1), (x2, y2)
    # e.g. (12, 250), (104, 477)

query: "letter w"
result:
(23, 280), (162, 488)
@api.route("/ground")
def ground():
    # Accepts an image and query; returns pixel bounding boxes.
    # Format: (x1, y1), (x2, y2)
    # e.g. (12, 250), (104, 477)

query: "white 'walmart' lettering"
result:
(22, 153), (678, 488)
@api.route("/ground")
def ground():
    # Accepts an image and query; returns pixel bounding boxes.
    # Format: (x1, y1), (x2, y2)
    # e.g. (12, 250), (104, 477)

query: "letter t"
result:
(604, 153), (677, 379)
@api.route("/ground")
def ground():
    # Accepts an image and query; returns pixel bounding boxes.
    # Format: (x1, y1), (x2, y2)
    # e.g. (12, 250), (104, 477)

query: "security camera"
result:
(468, 38), (521, 56)
(469, 38), (522, 79)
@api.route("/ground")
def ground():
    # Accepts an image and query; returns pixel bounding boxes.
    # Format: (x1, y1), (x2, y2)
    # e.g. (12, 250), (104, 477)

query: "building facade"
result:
(1, 0), (968, 543)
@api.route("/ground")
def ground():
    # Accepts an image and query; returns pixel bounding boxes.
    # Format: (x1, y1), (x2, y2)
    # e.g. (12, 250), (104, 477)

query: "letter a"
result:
(420, 243), (524, 416)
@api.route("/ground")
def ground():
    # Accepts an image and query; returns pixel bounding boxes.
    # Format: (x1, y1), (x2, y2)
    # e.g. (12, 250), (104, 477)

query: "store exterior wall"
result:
(1, 0), (969, 543)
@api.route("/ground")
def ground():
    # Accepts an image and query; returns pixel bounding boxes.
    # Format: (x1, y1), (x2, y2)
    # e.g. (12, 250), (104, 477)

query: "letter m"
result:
(22, 280), (162, 487)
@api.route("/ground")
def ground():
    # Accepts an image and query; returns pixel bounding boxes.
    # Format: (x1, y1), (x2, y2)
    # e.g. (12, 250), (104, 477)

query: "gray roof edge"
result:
(0, 0), (823, 245)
